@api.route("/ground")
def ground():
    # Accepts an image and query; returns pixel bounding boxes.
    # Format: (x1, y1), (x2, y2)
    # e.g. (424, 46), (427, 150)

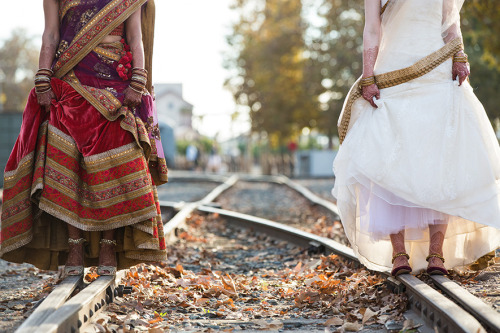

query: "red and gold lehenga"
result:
(0, 0), (168, 270)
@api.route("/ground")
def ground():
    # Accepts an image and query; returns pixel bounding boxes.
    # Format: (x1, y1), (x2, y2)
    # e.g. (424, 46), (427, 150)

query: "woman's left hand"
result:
(123, 87), (142, 108)
(452, 62), (470, 86)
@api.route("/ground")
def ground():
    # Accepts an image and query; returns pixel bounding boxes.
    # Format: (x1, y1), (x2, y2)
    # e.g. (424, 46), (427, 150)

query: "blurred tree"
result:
(312, 0), (364, 147)
(0, 29), (38, 112)
(462, 0), (500, 120)
(225, 0), (318, 148)
(463, 0), (500, 70)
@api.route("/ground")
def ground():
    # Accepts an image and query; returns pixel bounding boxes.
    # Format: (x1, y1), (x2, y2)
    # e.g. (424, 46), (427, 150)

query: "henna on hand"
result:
(362, 84), (380, 108)
(452, 62), (469, 86)
(123, 87), (142, 108)
(37, 89), (56, 113)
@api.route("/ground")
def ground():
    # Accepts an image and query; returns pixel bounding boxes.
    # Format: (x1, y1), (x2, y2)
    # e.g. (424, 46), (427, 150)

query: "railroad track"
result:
(13, 173), (500, 333)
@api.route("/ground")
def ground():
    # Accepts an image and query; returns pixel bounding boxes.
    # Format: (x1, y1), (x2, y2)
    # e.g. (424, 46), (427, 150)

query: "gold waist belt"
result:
(338, 37), (463, 144)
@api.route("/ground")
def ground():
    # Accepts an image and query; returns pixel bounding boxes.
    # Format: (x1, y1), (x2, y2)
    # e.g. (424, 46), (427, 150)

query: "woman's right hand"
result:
(362, 83), (380, 108)
(37, 89), (56, 113)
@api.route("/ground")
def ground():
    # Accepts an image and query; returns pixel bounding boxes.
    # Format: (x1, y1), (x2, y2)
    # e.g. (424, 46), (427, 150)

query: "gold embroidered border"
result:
(44, 174), (153, 209)
(3, 152), (34, 188)
(63, 71), (123, 119)
(49, 160), (145, 193)
(83, 142), (137, 164)
(338, 37), (463, 144)
(59, 0), (82, 21)
(83, 148), (144, 175)
(1, 189), (31, 215)
(0, 231), (33, 258)
(54, 0), (147, 79)
(1, 201), (32, 227)
(94, 45), (122, 61)
(38, 198), (158, 231)
(47, 125), (80, 159)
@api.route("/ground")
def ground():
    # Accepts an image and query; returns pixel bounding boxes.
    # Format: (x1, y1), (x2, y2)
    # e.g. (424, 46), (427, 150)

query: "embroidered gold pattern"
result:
(54, 0), (147, 79)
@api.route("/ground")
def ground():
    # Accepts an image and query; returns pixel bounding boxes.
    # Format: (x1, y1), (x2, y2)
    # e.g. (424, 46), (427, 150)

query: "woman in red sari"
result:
(0, 0), (168, 276)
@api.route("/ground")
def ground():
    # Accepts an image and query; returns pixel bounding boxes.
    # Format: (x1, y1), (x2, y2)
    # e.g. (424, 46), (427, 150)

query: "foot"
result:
(427, 254), (448, 275)
(65, 238), (84, 276)
(98, 240), (117, 276)
(391, 254), (412, 276)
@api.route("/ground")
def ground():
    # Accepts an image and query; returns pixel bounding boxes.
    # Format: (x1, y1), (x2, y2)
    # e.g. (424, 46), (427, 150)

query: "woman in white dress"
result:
(332, 0), (500, 276)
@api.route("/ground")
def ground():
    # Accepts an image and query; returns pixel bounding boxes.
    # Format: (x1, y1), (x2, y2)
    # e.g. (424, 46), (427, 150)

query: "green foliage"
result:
(462, 0), (500, 120)
(176, 139), (191, 155)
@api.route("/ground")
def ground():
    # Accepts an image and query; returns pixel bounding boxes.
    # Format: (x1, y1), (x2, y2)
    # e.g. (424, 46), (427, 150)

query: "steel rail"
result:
(430, 275), (500, 333)
(15, 276), (82, 333)
(278, 176), (496, 333)
(18, 174), (497, 333)
(160, 174), (238, 242)
(196, 204), (490, 333)
(29, 270), (125, 333)
(17, 175), (238, 332)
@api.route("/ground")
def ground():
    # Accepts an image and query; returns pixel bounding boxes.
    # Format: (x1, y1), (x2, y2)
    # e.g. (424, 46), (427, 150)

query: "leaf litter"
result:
(87, 213), (407, 332)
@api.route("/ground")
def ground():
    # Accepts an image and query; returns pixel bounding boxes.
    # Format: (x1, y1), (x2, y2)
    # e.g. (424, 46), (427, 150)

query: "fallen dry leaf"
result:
(324, 316), (343, 326)
(342, 321), (363, 332)
(362, 308), (378, 324)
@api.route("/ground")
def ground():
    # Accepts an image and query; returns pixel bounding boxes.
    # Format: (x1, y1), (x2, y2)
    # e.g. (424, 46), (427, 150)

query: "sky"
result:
(0, 0), (249, 140)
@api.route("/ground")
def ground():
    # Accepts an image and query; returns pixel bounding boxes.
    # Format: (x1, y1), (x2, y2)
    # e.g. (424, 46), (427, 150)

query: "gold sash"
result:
(338, 37), (463, 144)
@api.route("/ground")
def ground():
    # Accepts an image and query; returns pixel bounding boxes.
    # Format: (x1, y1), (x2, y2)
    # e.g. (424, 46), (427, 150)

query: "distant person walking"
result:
(332, 0), (500, 276)
(0, 0), (168, 276)
(186, 144), (199, 170)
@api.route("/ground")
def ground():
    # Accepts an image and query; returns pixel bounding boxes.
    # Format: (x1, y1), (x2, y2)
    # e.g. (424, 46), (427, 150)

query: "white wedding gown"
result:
(332, 0), (500, 272)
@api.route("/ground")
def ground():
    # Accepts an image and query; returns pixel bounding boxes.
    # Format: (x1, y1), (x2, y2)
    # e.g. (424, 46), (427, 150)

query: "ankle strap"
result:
(68, 238), (85, 245)
(392, 252), (409, 263)
(426, 253), (445, 263)
(100, 238), (117, 246)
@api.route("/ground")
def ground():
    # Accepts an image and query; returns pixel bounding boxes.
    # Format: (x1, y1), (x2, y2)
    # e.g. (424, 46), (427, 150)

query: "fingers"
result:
(369, 99), (378, 108)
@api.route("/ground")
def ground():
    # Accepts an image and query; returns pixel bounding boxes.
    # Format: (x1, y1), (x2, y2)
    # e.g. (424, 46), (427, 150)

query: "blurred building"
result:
(154, 83), (196, 140)
(154, 83), (197, 167)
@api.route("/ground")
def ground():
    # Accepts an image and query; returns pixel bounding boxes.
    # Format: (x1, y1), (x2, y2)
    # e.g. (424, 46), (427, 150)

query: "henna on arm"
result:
(362, 0), (382, 108)
(442, 0), (469, 85)
(123, 9), (145, 108)
(38, 0), (60, 111)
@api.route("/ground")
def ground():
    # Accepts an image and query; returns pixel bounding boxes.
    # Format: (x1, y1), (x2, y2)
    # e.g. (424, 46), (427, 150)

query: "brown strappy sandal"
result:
(391, 252), (412, 276)
(426, 253), (448, 275)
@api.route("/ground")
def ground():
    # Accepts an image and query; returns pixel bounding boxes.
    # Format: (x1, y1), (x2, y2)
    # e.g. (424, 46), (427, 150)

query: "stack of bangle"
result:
(360, 75), (376, 87)
(129, 68), (147, 94)
(34, 68), (53, 94)
(453, 52), (468, 63)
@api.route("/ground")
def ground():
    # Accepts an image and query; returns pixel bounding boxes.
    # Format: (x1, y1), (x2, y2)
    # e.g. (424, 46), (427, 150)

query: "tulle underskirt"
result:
(332, 77), (500, 273)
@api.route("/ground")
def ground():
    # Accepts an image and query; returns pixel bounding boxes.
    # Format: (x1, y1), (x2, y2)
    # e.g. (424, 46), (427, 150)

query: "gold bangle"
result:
(360, 76), (376, 87)
(128, 85), (143, 94)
